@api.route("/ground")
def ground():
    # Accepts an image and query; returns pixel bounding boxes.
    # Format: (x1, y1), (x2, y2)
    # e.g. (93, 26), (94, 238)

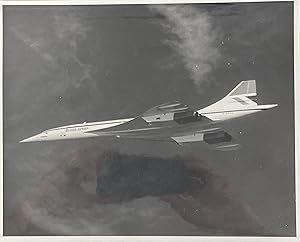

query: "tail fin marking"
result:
(227, 80), (256, 97)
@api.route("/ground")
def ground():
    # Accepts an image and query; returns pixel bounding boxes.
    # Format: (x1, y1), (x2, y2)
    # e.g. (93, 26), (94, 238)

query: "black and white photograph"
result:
(2, 1), (296, 237)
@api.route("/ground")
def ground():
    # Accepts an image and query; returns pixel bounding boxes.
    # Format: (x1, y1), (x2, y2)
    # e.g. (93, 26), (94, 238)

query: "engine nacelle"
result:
(203, 131), (232, 144)
(174, 111), (202, 124)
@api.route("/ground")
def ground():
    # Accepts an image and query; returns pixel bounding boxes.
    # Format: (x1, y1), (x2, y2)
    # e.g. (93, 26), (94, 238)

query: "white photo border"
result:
(0, 0), (298, 241)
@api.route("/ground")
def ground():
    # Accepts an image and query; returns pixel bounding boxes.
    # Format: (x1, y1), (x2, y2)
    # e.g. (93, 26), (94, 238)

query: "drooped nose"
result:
(19, 134), (43, 143)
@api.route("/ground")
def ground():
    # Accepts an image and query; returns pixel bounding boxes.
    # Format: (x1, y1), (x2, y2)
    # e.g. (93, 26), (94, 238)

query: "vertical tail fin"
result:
(226, 80), (258, 105)
(226, 80), (257, 98)
(197, 80), (278, 121)
(198, 80), (258, 114)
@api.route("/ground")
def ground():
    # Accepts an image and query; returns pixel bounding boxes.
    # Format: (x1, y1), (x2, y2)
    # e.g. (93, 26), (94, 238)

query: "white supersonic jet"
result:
(20, 80), (277, 151)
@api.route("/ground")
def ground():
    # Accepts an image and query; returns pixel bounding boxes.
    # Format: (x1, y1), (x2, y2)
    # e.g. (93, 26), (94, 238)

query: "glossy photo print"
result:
(3, 2), (295, 236)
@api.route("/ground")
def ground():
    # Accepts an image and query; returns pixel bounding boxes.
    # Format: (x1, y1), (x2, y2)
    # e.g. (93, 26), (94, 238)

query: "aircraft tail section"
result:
(197, 80), (277, 121)
(198, 80), (258, 115)
(226, 79), (258, 107)
(226, 80), (257, 99)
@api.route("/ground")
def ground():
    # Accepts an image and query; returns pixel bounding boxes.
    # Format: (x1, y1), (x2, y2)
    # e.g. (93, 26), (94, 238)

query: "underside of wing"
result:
(171, 128), (241, 151)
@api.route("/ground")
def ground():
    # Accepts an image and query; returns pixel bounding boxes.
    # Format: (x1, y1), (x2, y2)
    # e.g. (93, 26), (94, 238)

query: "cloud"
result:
(5, 147), (264, 235)
(149, 5), (222, 91)
(53, 15), (88, 48)
(10, 14), (94, 90)
(52, 14), (95, 89)
(10, 27), (57, 68)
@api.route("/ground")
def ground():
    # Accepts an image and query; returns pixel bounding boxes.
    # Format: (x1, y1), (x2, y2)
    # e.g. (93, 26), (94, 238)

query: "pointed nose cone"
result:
(19, 137), (34, 143)
(19, 134), (41, 143)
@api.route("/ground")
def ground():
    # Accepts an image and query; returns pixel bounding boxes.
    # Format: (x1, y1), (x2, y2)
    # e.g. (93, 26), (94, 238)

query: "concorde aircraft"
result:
(20, 80), (277, 151)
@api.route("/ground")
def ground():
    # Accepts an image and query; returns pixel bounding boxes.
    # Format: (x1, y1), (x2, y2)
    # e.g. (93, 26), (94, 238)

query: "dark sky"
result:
(3, 2), (295, 236)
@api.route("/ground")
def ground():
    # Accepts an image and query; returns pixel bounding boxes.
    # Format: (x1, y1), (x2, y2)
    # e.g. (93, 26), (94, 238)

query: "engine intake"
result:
(203, 131), (232, 144)
(174, 111), (201, 124)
